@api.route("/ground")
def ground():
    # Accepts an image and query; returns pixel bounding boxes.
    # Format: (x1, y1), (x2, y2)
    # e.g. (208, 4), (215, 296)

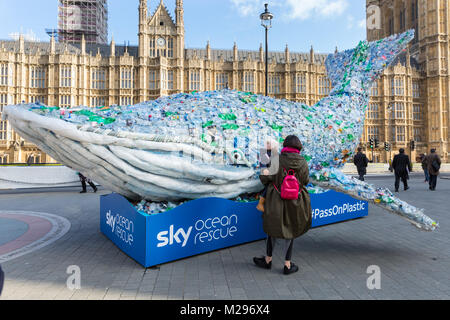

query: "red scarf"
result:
(281, 147), (300, 154)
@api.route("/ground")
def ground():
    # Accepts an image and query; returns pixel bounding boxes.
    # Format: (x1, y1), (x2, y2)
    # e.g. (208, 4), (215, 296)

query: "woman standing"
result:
(253, 135), (312, 275)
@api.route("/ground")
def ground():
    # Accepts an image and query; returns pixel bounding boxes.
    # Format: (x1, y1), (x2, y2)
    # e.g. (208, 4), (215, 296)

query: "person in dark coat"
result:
(78, 172), (98, 193)
(419, 153), (429, 183)
(353, 148), (369, 181)
(392, 148), (412, 192)
(0, 264), (4, 295)
(253, 135), (312, 275)
(426, 149), (441, 191)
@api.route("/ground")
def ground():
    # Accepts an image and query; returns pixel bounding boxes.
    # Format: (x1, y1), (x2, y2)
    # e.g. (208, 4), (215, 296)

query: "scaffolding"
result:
(58, 0), (108, 44)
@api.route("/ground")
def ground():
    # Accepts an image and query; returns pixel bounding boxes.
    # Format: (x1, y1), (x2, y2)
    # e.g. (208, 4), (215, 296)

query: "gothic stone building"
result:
(0, 0), (446, 163)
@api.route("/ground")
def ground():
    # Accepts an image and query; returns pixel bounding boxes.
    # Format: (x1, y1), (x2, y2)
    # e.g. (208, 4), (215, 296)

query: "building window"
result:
(368, 103), (379, 119)
(318, 76), (330, 95)
(60, 66), (72, 87)
(0, 64), (9, 86)
(120, 68), (134, 89)
(412, 81), (420, 98)
(60, 95), (72, 108)
(31, 67), (46, 88)
(393, 102), (406, 119)
(27, 154), (41, 164)
(242, 72), (255, 93)
(389, 17), (394, 35)
(392, 126), (406, 142)
(150, 38), (156, 57)
(268, 74), (280, 94)
(368, 126), (379, 140)
(0, 120), (8, 140)
(167, 70), (174, 90)
(168, 38), (174, 58)
(91, 97), (106, 107)
(0, 94), (8, 112)
(92, 69), (106, 90)
(292, 73), (306, 93)
(370, 81), (379, 96)
(216, 73), (229, 90)
(0, 154), (8, 164)
(30, 96), (46, 105)
(189, 70), (201, 91)
(413, 104), (422, 120)
(399, 9), (406, 31)
(149, 70), (158, 90)
(391, 78), (404, 96)
(120, 96), (132, 106)
(414, 128), (423, 142)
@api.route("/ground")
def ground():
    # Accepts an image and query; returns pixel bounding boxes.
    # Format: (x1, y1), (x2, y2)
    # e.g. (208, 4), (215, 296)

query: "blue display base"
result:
(100, 190), (368, 267)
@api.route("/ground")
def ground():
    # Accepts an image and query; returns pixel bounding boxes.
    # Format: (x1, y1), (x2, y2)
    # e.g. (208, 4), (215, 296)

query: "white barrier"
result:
(0, 166), (83, 189)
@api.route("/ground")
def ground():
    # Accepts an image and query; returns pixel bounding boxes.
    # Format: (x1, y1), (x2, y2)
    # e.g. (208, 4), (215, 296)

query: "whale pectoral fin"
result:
(309, 168), (438, 232)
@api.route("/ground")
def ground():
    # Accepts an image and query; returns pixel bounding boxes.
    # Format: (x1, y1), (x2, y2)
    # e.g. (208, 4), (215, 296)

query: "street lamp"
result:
(260, 3), (273, 96)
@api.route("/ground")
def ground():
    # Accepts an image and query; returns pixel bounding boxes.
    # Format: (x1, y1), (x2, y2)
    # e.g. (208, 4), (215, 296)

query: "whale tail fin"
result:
(325, 29), (415, 89)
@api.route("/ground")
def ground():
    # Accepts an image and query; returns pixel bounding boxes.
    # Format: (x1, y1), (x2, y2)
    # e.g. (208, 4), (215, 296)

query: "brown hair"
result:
(283, 135), (303, 152)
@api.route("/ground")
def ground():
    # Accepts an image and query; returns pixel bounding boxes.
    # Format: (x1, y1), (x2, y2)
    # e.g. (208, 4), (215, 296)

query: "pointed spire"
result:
(310, 45), (315, 64)
(139, 0), (148, 26)
(110, 35), (115, 56)
(285, 44), (290, 63)
(206, 41), (211, 60)
(259, 43), (264, 62)
(81, 34), (86, 55)
(233, 42), (238, 61)
(50, 34), (55, 55)
(176, 0), (184, 26)
(19, 33), (24, 53)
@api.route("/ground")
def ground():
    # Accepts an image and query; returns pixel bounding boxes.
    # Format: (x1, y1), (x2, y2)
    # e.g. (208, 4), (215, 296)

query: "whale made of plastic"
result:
(2, 29), (438, 231)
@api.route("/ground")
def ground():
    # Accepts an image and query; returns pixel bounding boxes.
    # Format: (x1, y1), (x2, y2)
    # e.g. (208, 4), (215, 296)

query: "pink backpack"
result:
(274, 169), (300, 200)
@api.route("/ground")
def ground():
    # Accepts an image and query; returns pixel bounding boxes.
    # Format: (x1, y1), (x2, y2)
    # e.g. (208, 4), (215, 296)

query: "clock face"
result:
(157, 37), (166, 47)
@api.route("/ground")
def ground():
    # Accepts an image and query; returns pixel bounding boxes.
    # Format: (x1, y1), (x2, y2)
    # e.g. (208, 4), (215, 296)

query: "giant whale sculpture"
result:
(2, 29), (438, 231)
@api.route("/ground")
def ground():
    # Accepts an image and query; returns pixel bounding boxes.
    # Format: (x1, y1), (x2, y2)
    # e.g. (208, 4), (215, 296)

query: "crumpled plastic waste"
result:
(1, 29), (437, 231)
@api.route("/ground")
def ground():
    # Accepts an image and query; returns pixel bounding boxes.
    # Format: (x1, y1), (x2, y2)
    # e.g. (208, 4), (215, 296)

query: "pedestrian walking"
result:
(353, 147), (369, 181)
(0, 264), (4, 295)
(419, 153), (429, 183)
(78, 172), (97, 193)
(253, 135), (312, 275)
(426, 149), (441, 191)
(392, 148), (412, 192)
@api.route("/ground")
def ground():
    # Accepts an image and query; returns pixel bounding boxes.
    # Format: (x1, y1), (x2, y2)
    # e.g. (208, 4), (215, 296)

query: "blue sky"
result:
(0, 0), (367, 54)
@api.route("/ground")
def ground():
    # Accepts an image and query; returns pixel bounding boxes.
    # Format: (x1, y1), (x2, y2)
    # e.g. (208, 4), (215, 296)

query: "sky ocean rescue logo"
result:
(156, 214), (238, 248)
(106, 210), (134, 245)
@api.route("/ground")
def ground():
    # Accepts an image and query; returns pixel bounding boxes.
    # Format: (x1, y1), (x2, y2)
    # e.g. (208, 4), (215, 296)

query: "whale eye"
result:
(229, 149), (245, 164)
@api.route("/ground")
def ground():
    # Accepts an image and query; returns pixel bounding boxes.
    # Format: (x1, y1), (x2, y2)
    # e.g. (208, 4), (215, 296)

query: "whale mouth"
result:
(2, 104), (262, 201)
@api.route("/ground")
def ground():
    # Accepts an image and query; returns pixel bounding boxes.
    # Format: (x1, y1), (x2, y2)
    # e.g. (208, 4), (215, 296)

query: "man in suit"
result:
(392, 148), (412, 192)
(353, 148), (369, 181)
(426, 149), (441, 191)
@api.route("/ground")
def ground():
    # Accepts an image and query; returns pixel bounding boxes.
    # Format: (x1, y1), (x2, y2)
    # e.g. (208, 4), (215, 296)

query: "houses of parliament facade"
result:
(0, 0), (448, 164)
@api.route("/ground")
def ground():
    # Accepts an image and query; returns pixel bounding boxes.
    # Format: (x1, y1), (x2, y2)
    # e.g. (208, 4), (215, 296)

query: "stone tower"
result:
(366, 0), (448, 161)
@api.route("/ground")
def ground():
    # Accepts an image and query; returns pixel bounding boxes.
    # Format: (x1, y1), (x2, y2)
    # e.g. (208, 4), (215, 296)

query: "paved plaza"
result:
(0, 174), (449, 300)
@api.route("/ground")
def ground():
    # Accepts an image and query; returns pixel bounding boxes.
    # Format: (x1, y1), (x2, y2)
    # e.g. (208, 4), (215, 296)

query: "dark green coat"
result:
(259, 152), (312, 239)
